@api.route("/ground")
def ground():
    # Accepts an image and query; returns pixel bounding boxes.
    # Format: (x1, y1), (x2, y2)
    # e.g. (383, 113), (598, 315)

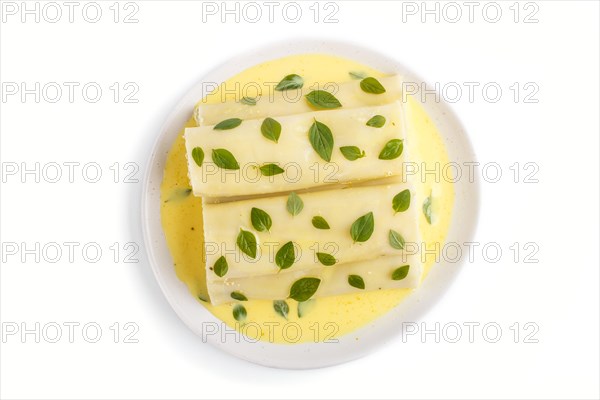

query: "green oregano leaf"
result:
(250, 207), (272, 232)
(232, 304), (247, 322)
(311, 216), (330, 229)
(230, 291), (248, 301)
(273, 300), (289, 320)
(316, 252), (336, 266)
(261, 117), (281, 143)
(378, 139), (404, 160)
(213, 256), (228, 277)
(348, 274), (366, 289)
(240, 97), (256, 106)
(305, 90), (342, 109)
(259, 163), (285, 176)
(349, 71), (368, 79)
(289, 277), (321, 302)
(237, 229), (257, 259)
(286, 192), (304, 216)
(276, 241), (295, 270)
(388, 229), (405, 250)
(211, 148), (240, 170)
(213, 118), (242, 130)
(360, 77), (386, 94)
(339, 146), (366, 161)
(275, 74), (304, 91)
(423, 193), (432, 224)
(392, 265), (410, 280)
(350, 212), (374, 243)
(309, 119), (334, 162)
(191, 147), (204, 167)
(392, 189), (411, 213)
(366, 115), (386, 127)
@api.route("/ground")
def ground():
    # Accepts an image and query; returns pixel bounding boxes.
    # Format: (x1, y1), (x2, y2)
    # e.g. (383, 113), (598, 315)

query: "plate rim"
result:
(141, 38), (480, 369)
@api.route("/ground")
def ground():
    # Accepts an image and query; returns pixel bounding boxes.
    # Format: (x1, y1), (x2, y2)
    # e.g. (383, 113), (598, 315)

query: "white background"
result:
(1, 1), (599, 399)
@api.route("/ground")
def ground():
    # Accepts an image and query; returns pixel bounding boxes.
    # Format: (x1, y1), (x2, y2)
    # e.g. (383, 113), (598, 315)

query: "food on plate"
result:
(160, 54), (454, 343)
(194, 75), (403, 126)
(202, 183), (422, 305)
(185, 102), (406, 198)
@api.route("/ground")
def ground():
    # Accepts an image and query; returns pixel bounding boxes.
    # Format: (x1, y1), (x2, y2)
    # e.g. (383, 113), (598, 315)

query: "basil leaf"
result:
(423, 194), (432, 224)
(316, 252), (336, 266)
(309, 120), (334, 162)
(392, 189), (411, 213)
(259, 163), (285, 176)
(339, 146), (366, 161)
(360, 77), (386, 94)
(237, 229), (257, 259)
(276, 241), (295, 270)
(212, 148), (240, 170)
(378, 139), (404, 160)
(392, 265), (410, 280)
(297, 299), (316, 318)
(214, 118), (242, 130)
(286, 192), (304, 216)
(388, 229), (405, 250)
(273, 300), (289, 320)
(366, 115), (386, 128)
(261, 117), (281, 143)
(311, 216), (330, 229)
(350, 211), (374, 243)
(240, 97), (256, 106)
(230, 291), (248, 301)
(250, 207), (272, 232)
(275, 74), (304, 91)
(348, 274), (365, 289)
(349, 71), (367, 79)
(191, 147), (204, 167)
(305, 90), (342, 109)
(289, 277), (321, 302)
(233, 304), (247, 322)
(213, 255), (228, 277)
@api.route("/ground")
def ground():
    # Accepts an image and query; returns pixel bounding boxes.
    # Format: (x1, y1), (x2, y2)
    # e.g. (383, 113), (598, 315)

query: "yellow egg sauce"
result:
(160, 54), (454, 344)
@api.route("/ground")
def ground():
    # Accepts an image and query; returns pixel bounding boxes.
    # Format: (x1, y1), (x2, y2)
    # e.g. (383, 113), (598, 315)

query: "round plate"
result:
(141, 39), (479, 369)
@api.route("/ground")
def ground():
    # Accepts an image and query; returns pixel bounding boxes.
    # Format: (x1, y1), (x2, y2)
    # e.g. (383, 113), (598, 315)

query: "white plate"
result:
(141, 39), (479, 369)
